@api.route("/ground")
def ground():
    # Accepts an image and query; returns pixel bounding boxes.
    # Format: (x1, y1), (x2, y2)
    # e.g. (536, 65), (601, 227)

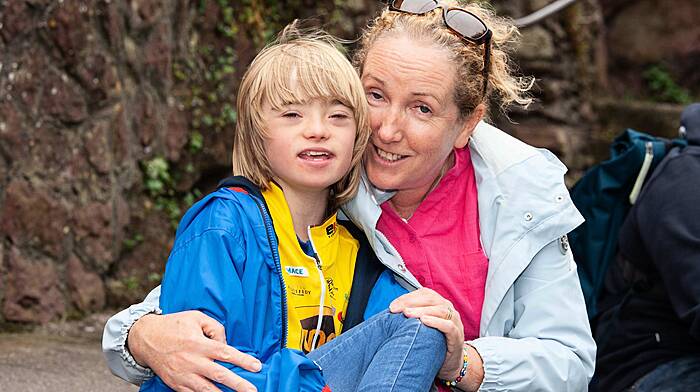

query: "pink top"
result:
(377, 147), (489, 341)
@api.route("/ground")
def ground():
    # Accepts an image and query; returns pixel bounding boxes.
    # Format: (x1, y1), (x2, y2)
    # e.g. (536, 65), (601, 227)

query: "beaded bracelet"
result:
(440, 343), (469, 388)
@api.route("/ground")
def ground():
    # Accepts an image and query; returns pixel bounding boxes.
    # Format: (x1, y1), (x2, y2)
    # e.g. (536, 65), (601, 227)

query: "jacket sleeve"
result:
(469, 239), (597, 392)
(102, 284), (162, 384)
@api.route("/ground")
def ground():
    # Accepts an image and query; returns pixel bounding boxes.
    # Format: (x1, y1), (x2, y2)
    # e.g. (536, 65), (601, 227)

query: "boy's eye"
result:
(282, 112), (301, 118)
(331, 113), (350, 119)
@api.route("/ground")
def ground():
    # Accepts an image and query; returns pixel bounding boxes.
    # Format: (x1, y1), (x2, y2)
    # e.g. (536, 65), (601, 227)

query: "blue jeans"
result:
(626, 356), (700, 392)
(306, 310), (446, 392)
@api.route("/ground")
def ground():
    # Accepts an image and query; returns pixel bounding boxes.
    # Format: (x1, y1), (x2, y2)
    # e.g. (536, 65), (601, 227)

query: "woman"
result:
(103, 1), (596, 391)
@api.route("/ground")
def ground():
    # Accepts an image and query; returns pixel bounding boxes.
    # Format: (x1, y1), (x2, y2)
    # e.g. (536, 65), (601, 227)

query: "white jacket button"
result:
(559, 235), (570, 254)
(524, 212), (533, 221)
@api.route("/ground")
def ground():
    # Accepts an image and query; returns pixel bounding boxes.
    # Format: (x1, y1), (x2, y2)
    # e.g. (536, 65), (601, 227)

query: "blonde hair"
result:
(354, 1), (533, 118)
(232, 22), (371, 208)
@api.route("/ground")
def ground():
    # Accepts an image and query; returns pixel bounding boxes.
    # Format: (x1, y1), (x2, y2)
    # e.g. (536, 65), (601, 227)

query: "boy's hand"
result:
(129, 311), (262, 392)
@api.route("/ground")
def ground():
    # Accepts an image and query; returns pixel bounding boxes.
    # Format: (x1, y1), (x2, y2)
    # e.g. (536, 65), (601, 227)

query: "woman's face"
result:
(361, 35), (478, 196)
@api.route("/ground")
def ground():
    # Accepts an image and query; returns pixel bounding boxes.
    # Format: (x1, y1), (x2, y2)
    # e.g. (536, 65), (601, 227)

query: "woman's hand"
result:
(128, 311), (261, 392)
(389, 288), (466, 380)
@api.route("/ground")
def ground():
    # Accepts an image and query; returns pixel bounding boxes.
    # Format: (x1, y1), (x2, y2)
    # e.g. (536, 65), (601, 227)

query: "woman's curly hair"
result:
(353, 1), (534, 118)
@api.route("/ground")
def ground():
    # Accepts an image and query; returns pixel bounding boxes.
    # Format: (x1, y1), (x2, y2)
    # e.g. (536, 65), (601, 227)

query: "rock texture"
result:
(0, 0), (696, 326)
(3, 246), (65, 324)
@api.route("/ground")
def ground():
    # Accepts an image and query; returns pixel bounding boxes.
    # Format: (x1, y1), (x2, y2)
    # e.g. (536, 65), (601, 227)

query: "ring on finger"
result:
(445, 307), (453, 321)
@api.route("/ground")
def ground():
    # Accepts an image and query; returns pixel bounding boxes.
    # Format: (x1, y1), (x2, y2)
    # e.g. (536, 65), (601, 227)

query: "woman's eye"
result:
(368, 91), (383, 101)
(418, 105), (432, 114)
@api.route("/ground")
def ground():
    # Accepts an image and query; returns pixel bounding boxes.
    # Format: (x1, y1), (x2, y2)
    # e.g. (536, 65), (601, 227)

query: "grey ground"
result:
(0, 313), (138, 392)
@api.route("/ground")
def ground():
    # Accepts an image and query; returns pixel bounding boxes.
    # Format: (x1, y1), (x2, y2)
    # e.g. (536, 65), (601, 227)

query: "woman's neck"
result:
(281, 186), (330, 242)
(388, 190), (427, 220)
(389, 152), (455, 220)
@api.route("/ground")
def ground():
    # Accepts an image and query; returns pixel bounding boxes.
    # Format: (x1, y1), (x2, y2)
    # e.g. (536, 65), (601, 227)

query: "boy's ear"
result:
(454, 104), (485, 149)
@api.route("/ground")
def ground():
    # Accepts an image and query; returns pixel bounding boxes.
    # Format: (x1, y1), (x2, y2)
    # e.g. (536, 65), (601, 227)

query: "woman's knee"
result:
(383, 312), (446, 347)
(416, 321), (446, 350)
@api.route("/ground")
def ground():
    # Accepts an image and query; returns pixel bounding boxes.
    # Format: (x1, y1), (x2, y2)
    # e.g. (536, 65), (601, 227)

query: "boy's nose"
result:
(304, 117), (330, 140)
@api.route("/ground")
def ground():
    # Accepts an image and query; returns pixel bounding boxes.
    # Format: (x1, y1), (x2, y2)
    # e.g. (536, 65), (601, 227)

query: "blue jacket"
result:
(139, 177), (403, 392)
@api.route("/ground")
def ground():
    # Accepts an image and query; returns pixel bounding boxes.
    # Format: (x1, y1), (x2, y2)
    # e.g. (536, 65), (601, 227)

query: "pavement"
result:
(0, 315), (138, 392)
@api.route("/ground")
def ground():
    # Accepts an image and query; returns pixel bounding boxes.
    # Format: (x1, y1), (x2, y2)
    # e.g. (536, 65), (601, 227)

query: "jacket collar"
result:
(217, 176), (266, 201)
(262, 181), (342, 268)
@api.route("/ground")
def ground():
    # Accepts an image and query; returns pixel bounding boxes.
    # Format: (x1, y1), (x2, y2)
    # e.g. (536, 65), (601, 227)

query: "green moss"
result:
(189, 131), (204, 153)
(143, 157), (171, 197)
(123, 276), (140, 291)
(122, 234), (144, 251)
(140, 157), (201, 229)
(148, 272), (163, 283)
(644, 65), (692, 104)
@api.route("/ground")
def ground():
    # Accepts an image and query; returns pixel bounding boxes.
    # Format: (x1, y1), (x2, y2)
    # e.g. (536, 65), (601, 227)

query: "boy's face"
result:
(262, 97), (357, 197)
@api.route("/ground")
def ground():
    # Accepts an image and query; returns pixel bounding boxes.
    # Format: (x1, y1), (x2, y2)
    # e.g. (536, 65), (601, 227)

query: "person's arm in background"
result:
(391, 238), (596, 391)
(635, 152), (700, 339)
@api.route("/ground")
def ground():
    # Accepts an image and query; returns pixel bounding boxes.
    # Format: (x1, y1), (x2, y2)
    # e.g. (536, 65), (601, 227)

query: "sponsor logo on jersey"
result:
(326, 278), (338, 300)
(337, 311), (344, 324)
(325, 222), (336, 237)
(289, 286), (312, 297)
(298, 306), (337, 353)
(285, 266), (309, 277)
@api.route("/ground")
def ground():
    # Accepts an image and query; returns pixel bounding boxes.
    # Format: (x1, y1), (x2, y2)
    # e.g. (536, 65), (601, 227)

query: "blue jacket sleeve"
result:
(140, 202), (327, 392)
(364, 270), (409, 320)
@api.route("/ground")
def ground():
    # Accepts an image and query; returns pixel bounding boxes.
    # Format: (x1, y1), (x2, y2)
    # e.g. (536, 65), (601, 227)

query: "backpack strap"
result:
(629, 142), (655, 205)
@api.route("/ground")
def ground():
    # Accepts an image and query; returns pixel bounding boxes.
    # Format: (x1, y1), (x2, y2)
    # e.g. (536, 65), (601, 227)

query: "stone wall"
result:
(0, 0), (697, 326)
(0, 0), (382, 325)
(493, 0), (607, 181)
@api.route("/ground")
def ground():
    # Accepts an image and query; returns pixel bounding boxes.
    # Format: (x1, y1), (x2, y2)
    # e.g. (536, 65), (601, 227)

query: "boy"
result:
(139, 24), (445, 392)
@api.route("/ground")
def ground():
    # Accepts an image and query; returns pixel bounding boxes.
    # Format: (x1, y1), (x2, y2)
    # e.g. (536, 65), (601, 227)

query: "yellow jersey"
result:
(262, 183), (358, 353)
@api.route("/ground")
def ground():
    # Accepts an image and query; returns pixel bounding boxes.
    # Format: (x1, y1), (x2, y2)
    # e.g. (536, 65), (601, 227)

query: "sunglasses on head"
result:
(388, 0), (492, 95)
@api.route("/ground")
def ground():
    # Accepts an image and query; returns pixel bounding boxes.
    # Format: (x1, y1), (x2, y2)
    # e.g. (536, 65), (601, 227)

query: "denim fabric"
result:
(626, 356), (700, 392)
(307, 310), (446, 392)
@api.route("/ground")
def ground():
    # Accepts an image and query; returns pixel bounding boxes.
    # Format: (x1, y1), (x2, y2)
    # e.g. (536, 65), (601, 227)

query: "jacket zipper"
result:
(252, 197), (288, 349)
(306, 226), (326, 351)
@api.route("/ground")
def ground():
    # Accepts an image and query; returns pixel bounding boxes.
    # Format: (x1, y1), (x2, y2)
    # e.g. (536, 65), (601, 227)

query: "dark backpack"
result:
(568, 129), (687, 319)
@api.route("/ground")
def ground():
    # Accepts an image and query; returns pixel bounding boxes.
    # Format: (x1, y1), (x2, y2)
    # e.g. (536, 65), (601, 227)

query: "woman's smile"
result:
(373, 144), (407, 163)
